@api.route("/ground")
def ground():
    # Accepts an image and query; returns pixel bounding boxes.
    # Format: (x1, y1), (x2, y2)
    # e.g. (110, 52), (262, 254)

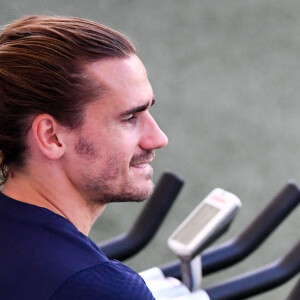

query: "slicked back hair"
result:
(0, 15), (136, 183)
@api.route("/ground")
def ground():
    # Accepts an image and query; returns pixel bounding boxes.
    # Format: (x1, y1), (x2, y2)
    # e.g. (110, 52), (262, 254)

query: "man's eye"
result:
(125, 115), (137, 123)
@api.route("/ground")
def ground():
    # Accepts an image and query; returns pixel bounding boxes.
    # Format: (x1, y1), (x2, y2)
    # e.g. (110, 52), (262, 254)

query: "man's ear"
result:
(31, 114), (65, 160)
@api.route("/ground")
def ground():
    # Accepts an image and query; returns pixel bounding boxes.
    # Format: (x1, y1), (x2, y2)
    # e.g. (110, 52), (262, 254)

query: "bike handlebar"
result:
(205, 238), (300, 300)
(161, 182), (300, 278)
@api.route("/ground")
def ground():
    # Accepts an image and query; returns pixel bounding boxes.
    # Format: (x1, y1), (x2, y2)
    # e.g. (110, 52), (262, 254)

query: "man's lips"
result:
(130, 157), (154, 168)
(131, 161), (152, 168)
(130, 151), (155, 168)
(131, 164), (149, 168)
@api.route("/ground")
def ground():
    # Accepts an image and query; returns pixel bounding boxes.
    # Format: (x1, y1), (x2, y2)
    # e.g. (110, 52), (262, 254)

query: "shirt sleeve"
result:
(50, 260), (156, 300)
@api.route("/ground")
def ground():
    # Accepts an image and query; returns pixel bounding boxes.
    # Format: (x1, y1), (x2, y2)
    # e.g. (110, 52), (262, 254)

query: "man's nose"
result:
(140, 114), (168, 150)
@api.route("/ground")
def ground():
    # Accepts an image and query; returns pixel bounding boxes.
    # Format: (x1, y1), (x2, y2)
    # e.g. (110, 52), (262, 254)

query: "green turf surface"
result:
(1, 1), (300, 298)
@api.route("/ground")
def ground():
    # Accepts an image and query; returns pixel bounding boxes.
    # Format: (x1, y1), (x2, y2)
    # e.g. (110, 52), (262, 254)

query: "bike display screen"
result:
(171, 204), (220, 245)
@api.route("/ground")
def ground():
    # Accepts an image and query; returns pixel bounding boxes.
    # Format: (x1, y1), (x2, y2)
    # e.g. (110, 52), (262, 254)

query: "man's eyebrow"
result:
(120, 98), (155, 117)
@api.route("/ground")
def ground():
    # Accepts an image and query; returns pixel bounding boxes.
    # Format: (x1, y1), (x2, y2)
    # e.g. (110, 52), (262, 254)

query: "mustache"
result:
(130, 150), (155, 165)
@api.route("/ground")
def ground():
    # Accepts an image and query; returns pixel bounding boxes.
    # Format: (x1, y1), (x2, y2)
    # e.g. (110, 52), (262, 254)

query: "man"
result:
(0, 15), (168, 299)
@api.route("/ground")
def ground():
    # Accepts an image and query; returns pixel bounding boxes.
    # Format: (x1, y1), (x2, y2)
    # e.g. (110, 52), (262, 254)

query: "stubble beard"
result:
(75, 138), (154, 205)
(83, 167), (154, 205)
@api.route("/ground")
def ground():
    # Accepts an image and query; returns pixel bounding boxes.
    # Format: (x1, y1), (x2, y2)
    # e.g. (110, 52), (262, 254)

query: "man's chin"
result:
(121, 181), (154, 203)
(90, 181), (154, 205)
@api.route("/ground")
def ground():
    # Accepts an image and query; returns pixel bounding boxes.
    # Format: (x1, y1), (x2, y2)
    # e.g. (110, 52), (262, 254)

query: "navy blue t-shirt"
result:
(0, 192), (155, 299)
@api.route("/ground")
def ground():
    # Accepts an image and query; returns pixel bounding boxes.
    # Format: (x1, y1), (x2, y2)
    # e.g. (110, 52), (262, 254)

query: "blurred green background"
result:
(1, 1), (300, 299)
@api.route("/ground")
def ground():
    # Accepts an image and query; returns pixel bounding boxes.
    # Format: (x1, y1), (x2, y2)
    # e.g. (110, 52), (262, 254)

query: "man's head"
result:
(0, 15), (136, 183)
(61, 55), (168, 204)
(0, 15), (168, 204)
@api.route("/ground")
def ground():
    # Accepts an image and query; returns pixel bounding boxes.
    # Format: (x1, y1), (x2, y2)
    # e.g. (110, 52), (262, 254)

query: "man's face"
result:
(63, 55), (168, 205)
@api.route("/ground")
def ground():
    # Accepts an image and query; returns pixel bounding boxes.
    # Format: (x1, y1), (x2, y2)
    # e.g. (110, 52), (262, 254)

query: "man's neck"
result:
(2, 170), (106, 236)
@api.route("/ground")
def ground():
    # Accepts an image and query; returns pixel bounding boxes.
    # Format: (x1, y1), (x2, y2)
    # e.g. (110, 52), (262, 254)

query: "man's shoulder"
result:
(50, 260), (155, 300)
(0, 193), (109, 299)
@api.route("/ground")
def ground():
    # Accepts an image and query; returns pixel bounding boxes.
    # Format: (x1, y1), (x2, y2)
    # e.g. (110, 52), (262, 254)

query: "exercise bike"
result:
(97, 172), (300, 299)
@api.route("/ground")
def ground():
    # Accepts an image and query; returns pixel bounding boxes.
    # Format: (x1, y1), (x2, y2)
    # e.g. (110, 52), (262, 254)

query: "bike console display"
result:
(168, 188), (242, 260)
